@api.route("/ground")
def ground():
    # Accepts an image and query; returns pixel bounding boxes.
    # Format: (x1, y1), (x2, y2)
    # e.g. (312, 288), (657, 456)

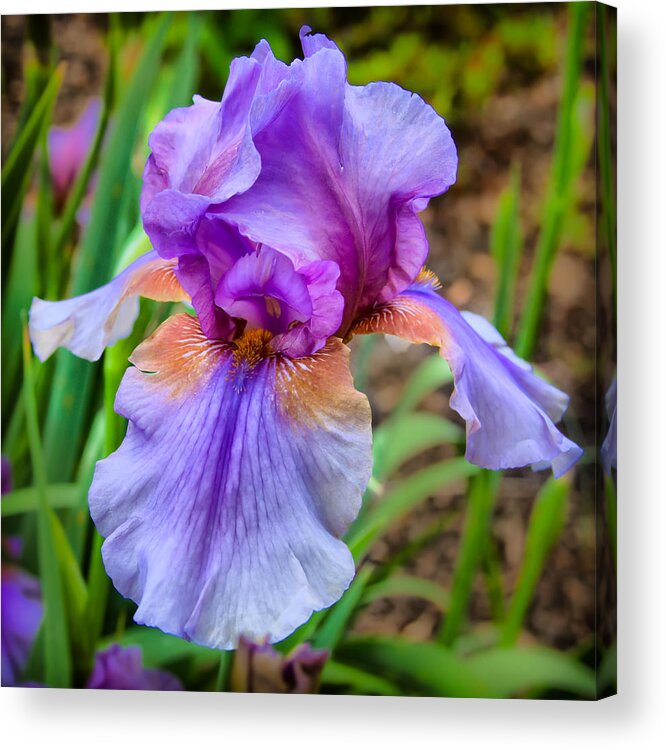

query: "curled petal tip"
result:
(350, 285), (582, 477)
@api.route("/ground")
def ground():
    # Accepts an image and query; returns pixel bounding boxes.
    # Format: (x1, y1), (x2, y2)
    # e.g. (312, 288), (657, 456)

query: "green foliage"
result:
(1, 64), (63, 256)
(516, 2), (591, 360)
(490, 165), (523, 338)
(42, 13), (172, 483)
(500, 477), (570, 646)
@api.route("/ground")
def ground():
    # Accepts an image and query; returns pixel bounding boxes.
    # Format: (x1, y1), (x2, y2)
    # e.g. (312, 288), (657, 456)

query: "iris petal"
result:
(219, 41), (457, 328)
(29, 251), (187, 362)
(89, 314), (372, 649)
(351, 280), (582, 477)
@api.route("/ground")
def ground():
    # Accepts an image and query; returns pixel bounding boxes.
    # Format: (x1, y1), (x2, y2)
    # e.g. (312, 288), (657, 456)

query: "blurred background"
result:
(1, 4), (616, 697)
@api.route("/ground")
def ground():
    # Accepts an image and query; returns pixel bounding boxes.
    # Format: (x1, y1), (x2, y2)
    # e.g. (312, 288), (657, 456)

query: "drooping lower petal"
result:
(29, 251), (188, 362)
(351, 278), (582, 477)
(89, 314), (372, 649)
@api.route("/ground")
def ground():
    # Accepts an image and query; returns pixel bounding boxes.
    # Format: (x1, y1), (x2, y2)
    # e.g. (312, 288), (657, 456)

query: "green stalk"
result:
(436, 7), (590, 650)
(42, 13), (171, 483)
(500, 476), (569, 646)
(597, 4), (617, 309)
(215, 651), (234, 692)
(21, 316), (72, 687)
(604, 477), (617, 570)
(84, 345), (125, 647)
(515, 2), (590, 360)
(439, 471), (500, 646)
(490, 164), (522, 339)
(52, 27), (117, 288)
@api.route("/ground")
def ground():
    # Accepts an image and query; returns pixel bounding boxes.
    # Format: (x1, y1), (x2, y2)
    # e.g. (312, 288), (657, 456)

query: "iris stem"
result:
(439, 470), (499, 646)
(84, 343), (124, 648)
(21, 314), (72, 687)
(515, 2), (589, 361)
(215, 651), (233, 692)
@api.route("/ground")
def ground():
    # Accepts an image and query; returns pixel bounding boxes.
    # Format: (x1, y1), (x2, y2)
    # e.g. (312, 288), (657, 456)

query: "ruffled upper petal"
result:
(89, 313), (372, 649)
(141, 31), (456, 337)
(350, 278), (582, 477)
(218, 40), (457, 328)
(141, 51), (299, 264)
(29, 251), (188, 362)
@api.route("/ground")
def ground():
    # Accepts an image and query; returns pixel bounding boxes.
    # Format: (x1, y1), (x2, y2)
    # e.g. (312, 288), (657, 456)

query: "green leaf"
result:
(2, 483), (81, 516)
(21, 317), (71, 687)
(490, 164), (522, 338)
(312, 565), (374, 651)
(166, 12), (202, 110)
(597, 641), (617, 695)
(1, 63), (63, 255)
(516, 2), (591, 359)
(501, 476), (570, 646)
(49, 511), (91, 677)
(373, 411), (463, 479)
(336, 636), (494, 698)
(440, 470), (500, 646)
(466, 646), (596, 698)
(67, 409), (105, 561)
(394, 354), (452, 418)
(322, 660), (401, 696)
(362, 574), (450, 612)
(347, 458), (479, 561)
(52, 25), (117, 268)
(107, 626), (219, 668)
(604, 475), (617, 569)
(2, 180), (38, 425)
(597, 4), (617, 305)
(41, 13), (172, 482)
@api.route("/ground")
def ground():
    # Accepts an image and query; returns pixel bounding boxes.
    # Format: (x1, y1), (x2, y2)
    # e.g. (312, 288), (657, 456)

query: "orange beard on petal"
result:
(127, 314), (370, 440)
(129, 313), (228, 401)
(347, 295), (446, 349)
(345, 266), (447, 349)
(274, 337), (369, 432)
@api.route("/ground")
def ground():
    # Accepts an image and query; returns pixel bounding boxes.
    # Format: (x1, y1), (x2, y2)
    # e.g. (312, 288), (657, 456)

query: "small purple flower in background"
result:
(30, 28), (582, 650)
(86, 644), (182, 690)
(1, 458), (44, 688)
(1, 566), (43, 687)
(48, 98), (100, 212)
(231, 636), (327, 694)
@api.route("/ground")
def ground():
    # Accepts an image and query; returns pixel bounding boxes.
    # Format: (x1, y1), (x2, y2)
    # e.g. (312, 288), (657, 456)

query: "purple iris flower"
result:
(48, 98), (101, 211)
(87, 644), (181, 690)
(29, 28), (581, 650)
(1, 566), (43, 686)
